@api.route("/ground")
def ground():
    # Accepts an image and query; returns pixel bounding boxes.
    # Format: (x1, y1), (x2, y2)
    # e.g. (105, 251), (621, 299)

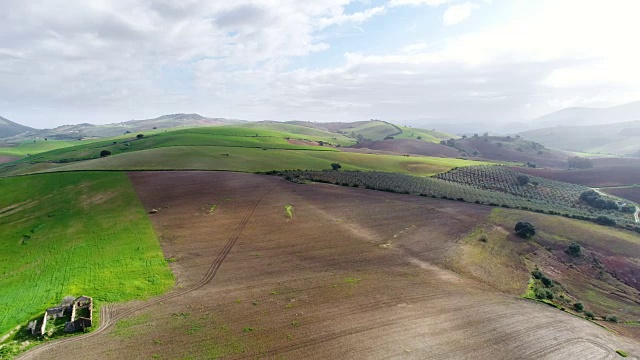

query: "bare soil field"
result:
(601, 187), (640, 204)
(352, 139), (463, 158)
(458, 137), (571, 168)
(511, 158), (640, 187)
(21, 172), (640, 359)
(0, 156), (19, 164)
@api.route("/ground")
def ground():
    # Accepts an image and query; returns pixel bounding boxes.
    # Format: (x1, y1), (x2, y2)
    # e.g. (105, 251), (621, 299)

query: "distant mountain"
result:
(532, 100), (640, 127)
(8, 114), (244, 141)
(519, 120), (640, 156)
(395, 118), (533, 136)
(0, 116), (33, 138)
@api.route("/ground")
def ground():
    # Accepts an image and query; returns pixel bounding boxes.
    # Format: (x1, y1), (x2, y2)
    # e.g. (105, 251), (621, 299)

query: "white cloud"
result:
(2, 0), (640, 126)
(317, 6), (386, 28)
(443, 2), (479, 26)
(388, 0), (452, 6)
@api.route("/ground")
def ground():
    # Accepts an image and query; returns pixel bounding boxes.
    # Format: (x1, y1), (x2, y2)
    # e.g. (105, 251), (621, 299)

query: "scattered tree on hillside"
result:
(514, 221), (536, 238)
(330, 163), (342, 171)
(136, 134), (144, 139)
(473, 133), (479, 138)
(384, 136), (394, 140)
(526, 162), (537, 168)
(580, 190), (618, 210)
(496, 142), (503, 147)
(100, 150), (111, 157)
(461, 135), (467, 139)
(595, 215), (616, 226)
(416, 136), (422, 140)
(567, 156), (594, 169)
(573, 302), (584, 312)
(565, 242), (583, 257)
(318, 141), (324, 146)
(516, 175), (530, 186)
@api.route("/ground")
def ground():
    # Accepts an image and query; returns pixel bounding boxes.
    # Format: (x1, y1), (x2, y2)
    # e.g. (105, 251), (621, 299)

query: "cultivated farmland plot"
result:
(16, 172), (640, 359)
(279, 167), (638, 228)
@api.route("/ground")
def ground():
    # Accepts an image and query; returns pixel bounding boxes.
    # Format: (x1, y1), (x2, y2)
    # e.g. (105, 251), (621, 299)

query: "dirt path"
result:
(594, 187), (640, 223)
(16, 178), (281, 360)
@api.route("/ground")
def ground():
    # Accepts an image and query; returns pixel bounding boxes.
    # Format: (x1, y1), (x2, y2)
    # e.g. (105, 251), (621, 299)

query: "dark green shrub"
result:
(515, 222), (536, 238)
(566, 242), (582, 257)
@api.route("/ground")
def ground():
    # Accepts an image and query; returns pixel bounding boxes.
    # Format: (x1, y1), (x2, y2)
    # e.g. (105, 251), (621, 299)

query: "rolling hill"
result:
(0, 116), (33, 139)
(7, 113), (242, 141)
(533, 100), (640, 127)
(519, 120), (640, 156)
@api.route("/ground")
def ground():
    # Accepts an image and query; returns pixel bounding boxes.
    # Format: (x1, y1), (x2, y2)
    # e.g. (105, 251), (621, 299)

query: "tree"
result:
(416, 136), (422, 140)
(573, 302), (584, 312)
(565, 242), (582, 257)
(515, 221), (536, 238)
(516, 175), (530, 186)
(100, 150), (112, 157)
(136, 134), (144, 139)
(595, 216), (616, 226)
(330, 163), (342, 171)
(567, 156), (593, 169)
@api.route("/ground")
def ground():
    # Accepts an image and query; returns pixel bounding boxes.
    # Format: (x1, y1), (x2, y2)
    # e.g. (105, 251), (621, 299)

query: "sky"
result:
(1, 0), (640, 128)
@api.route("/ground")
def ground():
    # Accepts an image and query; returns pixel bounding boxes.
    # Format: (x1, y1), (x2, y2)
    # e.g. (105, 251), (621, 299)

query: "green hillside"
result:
(22, 146), (490, 177)
(235, 122), (356, 146)
(0, 117), (33, 139)
(393, 126), (455, 143)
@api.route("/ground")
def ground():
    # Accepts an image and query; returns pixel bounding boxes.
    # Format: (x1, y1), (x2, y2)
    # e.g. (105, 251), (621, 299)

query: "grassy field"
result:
(6, 127), (340, 165)
(394, 126), (454, 143)
(233, 122), (356, 146)
(0, 140), (93, 158)
(27, 146), (491, 176)
(349, 121), (401, 141)
(0, 172), (174, 339)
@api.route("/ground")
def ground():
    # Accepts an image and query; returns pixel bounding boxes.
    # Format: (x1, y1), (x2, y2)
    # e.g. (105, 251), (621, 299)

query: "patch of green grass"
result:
(343, 277), (362, 284)
(0, 172), (174, 338)
(394, 126), (455, 143)
(616, 349), (629, 357)
(284, 205), (293, 218)
(113, 314), (152, 338)
(242, 327), (254, 333)
(0, 139), (96, 157)
(209, 205), (217, 213)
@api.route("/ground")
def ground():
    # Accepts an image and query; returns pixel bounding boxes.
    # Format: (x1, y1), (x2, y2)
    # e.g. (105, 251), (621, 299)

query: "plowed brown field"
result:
(21, 172), (640, 359)
(0, 156), (18, 164)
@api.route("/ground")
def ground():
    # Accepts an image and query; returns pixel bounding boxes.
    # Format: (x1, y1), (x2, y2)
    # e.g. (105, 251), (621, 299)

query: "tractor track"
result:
(17, 179), (281, 360)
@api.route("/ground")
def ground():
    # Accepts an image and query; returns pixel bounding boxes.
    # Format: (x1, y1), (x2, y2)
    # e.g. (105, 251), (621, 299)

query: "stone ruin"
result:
(29, 296), (93, 337)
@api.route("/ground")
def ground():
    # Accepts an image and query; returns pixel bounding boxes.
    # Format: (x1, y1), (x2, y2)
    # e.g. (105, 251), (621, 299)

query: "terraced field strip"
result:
(17, 178), (281, 360)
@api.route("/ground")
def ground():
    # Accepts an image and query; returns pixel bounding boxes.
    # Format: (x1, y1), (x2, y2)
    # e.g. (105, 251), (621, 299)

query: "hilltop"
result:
(519, 120), (640, 156)
(4, 113), (243, 141)
(0, 116), (33, 138)
(532, 100), (640, 127)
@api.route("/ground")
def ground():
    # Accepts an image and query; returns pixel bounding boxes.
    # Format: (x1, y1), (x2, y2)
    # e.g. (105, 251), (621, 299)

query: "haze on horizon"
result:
(2, 0), (640, 128)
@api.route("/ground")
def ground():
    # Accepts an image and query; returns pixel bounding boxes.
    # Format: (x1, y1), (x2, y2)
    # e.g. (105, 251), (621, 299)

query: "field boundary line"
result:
(16, 178), (281, 360)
